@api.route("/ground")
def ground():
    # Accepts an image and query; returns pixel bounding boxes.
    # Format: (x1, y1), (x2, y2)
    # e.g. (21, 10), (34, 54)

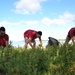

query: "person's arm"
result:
(5, 35), (9, 48)
(6, 41), (9, 48)
(71, 36), (75, 43)
(39, 37), (42, 46)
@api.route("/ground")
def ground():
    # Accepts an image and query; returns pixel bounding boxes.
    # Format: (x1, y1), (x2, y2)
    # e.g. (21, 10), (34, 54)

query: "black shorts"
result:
(67, 34), (71, 39)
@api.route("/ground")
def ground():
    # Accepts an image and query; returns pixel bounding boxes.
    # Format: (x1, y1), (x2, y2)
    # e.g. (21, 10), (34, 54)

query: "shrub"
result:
(0, 45), (75, 75)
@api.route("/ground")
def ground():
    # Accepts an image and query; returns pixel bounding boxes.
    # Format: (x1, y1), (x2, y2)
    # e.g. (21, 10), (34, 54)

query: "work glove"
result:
(38, 43), (42, 47)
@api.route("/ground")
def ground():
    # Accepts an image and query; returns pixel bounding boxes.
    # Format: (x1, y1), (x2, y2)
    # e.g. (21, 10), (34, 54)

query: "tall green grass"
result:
(0, 45), (75, 75)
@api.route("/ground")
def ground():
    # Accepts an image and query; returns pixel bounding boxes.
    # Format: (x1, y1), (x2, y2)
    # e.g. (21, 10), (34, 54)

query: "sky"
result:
(0, 0), (75, 42)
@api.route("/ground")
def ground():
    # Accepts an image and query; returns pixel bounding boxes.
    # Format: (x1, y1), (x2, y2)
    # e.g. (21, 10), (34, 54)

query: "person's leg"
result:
(65, 35), (71, 44)
(24, 37), (29, 48)
(33, 42), (36, 48)
(31, 40), (36, 48)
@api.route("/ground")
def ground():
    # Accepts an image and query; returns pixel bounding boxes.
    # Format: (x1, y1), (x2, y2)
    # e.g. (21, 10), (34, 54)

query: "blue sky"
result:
(0, 0), (75, 41)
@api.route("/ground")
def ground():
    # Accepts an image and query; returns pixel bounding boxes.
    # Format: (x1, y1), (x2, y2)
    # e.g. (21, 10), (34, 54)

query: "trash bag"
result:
(47, 37), (59, 46)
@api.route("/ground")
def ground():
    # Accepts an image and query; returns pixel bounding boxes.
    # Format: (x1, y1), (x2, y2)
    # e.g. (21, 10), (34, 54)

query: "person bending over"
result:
(24, 29), (42, 48)
(65, 27), (75, 44)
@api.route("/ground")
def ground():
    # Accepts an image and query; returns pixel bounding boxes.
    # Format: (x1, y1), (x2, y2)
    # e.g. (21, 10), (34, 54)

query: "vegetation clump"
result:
(0, 44), (75, 75)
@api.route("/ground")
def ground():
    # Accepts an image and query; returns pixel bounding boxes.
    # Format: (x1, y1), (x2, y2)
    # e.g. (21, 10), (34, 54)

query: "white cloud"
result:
(59, 11), (75, 23)
(14, 0), (46, 14)
(0, 20), (39, 27)
(0, 12), (75, 27)
(25, 20), (39, 25)
(41, 17), (65, 25)
(41, 12), (75, 25)
(0, 21), (24, 26)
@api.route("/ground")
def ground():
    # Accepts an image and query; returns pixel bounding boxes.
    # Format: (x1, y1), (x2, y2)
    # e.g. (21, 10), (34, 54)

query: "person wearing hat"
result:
(24, 29), (42, 48)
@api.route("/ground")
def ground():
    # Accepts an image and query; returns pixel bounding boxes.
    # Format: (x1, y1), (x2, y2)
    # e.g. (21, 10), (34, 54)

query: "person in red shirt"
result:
(24, 29), (42, 48)
(0, 26), (9, 48)
(65, 27), (75, 44)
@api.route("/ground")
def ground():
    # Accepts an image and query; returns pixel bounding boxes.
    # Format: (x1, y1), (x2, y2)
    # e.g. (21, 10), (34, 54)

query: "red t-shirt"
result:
(0, 34), (9, 47)
(68, 27), (75, 38)
(24, 30), (37, 40)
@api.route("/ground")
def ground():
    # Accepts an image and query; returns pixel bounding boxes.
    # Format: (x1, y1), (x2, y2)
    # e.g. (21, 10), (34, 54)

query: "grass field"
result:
(0, 44), (75, 75)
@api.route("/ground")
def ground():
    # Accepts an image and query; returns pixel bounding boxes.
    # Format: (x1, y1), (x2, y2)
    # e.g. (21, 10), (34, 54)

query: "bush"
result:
(0, 45), (75, 75)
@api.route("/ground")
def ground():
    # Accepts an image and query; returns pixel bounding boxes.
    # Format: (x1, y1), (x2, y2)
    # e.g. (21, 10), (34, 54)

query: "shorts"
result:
(67, 34), (71, 38)
(25, 37), (35, 43)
